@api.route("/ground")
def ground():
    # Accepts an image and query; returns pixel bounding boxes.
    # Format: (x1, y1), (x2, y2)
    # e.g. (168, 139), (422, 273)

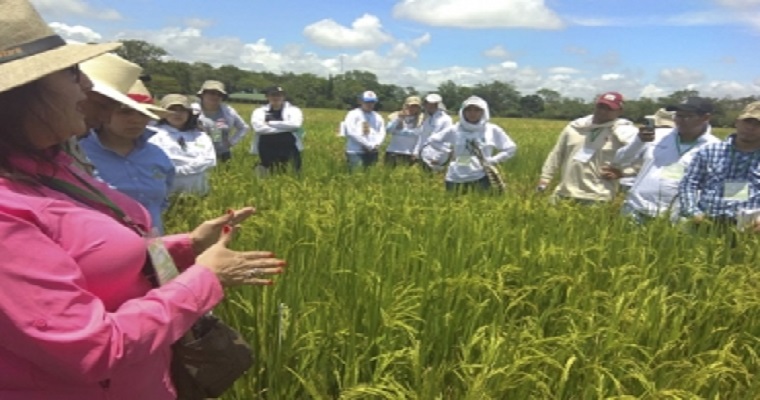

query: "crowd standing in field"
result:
(0, 0), (285, 398)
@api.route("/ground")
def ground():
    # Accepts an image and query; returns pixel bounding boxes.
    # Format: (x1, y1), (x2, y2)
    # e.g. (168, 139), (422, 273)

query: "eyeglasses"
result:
(66, 64), (82, 83)
(673, 114), (700, 120)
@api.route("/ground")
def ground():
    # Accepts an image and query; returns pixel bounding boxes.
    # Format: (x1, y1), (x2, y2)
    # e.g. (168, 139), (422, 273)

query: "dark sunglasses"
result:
(67, 64), (82, 83)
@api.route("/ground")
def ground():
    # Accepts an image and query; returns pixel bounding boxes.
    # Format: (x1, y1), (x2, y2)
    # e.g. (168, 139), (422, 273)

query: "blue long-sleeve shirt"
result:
(80, 131), (175, 234)
(679, 134), (760, 219)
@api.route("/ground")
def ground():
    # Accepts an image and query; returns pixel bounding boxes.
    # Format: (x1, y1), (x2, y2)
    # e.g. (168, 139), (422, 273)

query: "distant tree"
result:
(519, 94), (545, 117)
(115, 39), (168, 68)
(536, 88), (562, 105)
(472, 81), (521, 117)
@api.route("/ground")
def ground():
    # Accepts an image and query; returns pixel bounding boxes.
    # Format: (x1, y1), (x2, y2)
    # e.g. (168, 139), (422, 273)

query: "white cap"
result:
(425, 93), (442, 103)
(361, 90), (378, 102)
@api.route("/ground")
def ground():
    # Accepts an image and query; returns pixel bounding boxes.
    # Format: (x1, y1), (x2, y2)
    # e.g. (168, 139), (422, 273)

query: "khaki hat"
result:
(652, 108), (675, 128)
(0, 0), (120, 93)
(160, 94), (192, 110)
(404, 96), (422, 106)
(197, 80), (227, 96)
(738, 101), (760, 121)
(80, 53), (159, 120)
(127, 79), (170, 118)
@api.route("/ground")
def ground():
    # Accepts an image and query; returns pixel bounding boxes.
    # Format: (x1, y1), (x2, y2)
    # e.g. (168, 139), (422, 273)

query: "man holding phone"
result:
(612, 97), (719, 223)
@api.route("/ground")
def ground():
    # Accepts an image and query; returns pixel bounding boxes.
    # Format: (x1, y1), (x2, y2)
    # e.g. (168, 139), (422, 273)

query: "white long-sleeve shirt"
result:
(148, 125), (217, 196)
(613, 127), (720, 218)
(416, 110), (453, 155)
(249, 102), (304, 155)
(429, 123), (517, 183)
(343, 108), (386, 154)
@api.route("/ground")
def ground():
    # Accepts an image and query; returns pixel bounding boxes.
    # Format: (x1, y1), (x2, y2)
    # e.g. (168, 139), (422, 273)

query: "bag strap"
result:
(36, 167), (160, 287)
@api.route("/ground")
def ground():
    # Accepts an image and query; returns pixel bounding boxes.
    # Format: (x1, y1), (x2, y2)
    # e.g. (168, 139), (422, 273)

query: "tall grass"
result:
(165, 106), (760, 399)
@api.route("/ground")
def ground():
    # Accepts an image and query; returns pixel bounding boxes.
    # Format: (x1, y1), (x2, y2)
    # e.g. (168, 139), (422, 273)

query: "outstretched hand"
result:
(190, 207), (256, 255)
(197, 225), (285, 287)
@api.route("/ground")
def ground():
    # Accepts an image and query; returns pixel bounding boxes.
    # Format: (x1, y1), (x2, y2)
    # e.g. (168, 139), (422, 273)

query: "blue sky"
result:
(32, 0), (760, 100)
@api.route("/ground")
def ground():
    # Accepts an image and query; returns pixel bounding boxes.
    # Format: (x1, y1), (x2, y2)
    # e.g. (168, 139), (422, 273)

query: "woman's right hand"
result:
(196, 225), (285, 287)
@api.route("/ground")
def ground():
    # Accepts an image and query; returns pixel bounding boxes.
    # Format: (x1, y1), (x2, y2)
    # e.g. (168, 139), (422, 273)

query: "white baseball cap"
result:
(425, 93), (442, 103)
(361, 90), (378, 102)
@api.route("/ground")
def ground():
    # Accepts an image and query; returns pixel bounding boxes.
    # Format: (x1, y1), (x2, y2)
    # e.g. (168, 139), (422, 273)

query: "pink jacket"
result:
(0, 152), (224, 399)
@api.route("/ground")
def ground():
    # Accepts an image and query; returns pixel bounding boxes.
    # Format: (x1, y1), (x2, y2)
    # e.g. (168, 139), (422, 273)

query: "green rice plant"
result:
(163, 106), (759, 399)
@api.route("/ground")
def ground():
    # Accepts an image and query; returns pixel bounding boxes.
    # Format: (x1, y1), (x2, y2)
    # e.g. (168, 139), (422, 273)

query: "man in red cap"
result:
(537, 91), (638, 204)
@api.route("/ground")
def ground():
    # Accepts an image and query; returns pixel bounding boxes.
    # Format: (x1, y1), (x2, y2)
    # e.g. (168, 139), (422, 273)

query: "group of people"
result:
(536, 92), (760, 232)
(0, 1), (284, 398)
(336, 90), (518, 192)
(331, 86), (760, 231)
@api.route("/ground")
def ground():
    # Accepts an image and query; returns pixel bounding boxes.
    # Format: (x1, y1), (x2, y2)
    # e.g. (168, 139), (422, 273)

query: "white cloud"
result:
(303, 14), (393, 49)
(411, 33), (432, 47)
(31, 0), (121, 20)
(49, 21), (102, 43)
(548, 67), (580, 75)
(601, 73), (623, 81)
(657, 68), (706, 88)
(392, 0), (564, 29)
(483, 45), (510, 59)
(639, 84), (668, 99)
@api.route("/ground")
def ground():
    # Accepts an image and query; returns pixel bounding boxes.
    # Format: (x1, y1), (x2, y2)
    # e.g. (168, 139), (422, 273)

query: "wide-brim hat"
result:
(0, 0), (120, 94)
(652, 108), (675, 127)
(197, 80), (227, 97)
(160, 94), (193, 111)
(127, 79), (170, 118)
(738, 101), (760, 121)
(80, 53), (160, 120)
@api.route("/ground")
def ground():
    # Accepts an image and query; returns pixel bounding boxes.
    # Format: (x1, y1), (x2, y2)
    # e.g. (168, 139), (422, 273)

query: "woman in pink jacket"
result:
(0, 1), (284, 399)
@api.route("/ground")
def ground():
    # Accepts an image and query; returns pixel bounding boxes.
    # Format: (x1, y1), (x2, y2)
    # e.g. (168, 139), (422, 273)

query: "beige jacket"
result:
(540, 115), (638, 202)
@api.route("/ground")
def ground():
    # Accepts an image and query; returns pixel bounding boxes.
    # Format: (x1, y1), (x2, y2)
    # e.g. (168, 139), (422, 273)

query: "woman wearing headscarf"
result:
(0, 1), (284, 398)
(423, 96), (517, 192)
(194, 80), (250, 162)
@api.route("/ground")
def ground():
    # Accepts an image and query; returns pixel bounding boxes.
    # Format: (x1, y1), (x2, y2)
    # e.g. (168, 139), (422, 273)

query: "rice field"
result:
(165, 105), (760, 399)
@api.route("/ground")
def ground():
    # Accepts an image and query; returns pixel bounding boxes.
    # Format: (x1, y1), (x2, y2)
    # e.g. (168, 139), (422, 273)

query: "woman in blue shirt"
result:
(80, 104), (175, 234)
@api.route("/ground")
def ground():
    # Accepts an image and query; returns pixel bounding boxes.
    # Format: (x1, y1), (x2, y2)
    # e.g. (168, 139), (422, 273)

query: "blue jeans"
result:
(346, 152), (379, 171)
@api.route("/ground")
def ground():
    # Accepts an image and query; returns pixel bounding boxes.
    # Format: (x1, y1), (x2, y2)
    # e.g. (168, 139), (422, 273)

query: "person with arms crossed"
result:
(537, 91), (638, 205)
(250, 85), (304, 175)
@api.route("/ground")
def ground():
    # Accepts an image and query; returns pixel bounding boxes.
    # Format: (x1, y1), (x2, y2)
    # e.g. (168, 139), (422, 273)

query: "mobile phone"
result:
(644, 117), (655, 129)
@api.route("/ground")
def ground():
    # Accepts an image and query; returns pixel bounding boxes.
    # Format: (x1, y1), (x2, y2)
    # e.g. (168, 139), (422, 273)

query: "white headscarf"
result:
(458, 96), (490, 133)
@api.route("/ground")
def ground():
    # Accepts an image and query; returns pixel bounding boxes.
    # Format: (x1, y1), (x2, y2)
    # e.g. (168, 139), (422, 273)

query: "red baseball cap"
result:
(596, 91), (624, 110)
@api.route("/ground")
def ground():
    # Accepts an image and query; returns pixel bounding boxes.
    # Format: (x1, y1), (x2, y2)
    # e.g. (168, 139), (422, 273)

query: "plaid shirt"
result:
(679, 134), (760, 218)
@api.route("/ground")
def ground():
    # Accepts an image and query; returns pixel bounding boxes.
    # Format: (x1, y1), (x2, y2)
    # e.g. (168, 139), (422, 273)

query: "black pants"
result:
(258, 132), (301, 173)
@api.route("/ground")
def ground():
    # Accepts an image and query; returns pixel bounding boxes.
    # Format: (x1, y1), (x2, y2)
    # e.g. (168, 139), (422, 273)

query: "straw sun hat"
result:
(80, 53), (161, 120)
(0, 0), (120, 93)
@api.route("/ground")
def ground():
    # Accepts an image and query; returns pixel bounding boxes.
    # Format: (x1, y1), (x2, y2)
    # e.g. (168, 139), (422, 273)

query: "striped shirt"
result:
(679, 134), (760, 219)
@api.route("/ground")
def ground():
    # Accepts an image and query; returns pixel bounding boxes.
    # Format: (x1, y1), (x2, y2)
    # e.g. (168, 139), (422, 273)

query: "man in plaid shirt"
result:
(679, 101), (760, 227)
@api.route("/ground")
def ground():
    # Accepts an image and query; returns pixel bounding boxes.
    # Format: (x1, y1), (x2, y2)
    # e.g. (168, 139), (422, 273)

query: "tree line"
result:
(117, 40), (757, 127)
